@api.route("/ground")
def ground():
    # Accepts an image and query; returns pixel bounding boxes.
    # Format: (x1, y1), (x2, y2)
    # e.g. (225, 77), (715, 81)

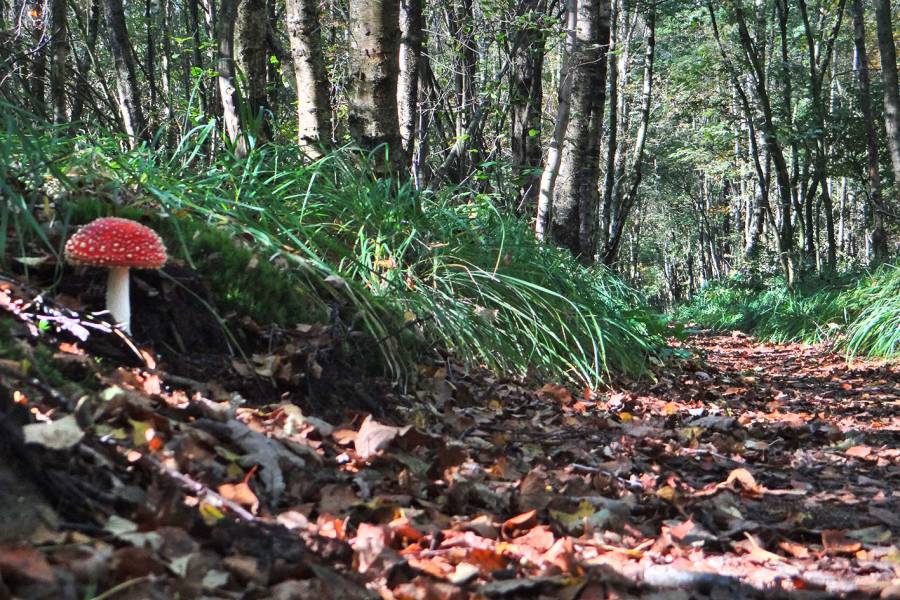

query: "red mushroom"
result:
(64, 217), (167, 334)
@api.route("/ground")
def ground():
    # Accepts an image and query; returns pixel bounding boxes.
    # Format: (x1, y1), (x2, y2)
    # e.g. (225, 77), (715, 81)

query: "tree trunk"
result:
(723, 0), (795, 284)
(874, 0), (900, 194)
(30, 5), (47, 116)
(535, 0), (578, 241)
(285, 0), (332, 156)
(798, 0), (844, 271)
(159, 0), (175, 143)
(236, 0), (270, 142)
(70, 0), (100, 122)
(48, 0), (67, 122)
(347, 0), (406, 173)
(145, 0), (158, 119)
(851, 0), (888, 263)
(600, 0), (620, 252)
(398, 0), (424, 163)
(510, 0), (546, 213)
(105, 0), (149, 146)
(217, 0), (246, 155)
(187, 0), (208, 113)
(602, 2), (654, 266)
(551, 0), (610, 261)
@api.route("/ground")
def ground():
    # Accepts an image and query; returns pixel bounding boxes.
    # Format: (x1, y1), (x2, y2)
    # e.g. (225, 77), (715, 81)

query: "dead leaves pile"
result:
(1, 280), (899, 599)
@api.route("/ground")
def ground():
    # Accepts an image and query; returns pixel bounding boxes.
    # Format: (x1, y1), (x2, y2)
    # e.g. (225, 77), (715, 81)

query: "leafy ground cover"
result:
(1, 276), (898, 599)
(1, 109), (663, 387)
(676, 267), (900, 359)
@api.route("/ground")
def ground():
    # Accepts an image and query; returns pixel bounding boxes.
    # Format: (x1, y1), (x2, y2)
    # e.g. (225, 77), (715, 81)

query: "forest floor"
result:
(1, 275), (899, 599)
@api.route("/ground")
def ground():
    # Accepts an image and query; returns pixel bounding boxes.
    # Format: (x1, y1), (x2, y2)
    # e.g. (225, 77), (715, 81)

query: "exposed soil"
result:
(0, 275), (898, 599)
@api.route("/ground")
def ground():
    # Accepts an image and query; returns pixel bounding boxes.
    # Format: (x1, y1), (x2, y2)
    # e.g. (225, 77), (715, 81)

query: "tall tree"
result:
(236, 0), (270, 142)
(398, 0), (424, 164)
(285, 0), (332, 155)
(874, 0), (900, 193)
(105, 0), (149, 146)
(48, 0), (67, 122)
(510, 0), (546, 213)
(535, 0), (578, 241)
(70, 0), (101, 123)
(217, 0), (246, 155)
(602, 1), (655, 266)
(851, 0), (888, 262)
(550, 0), (611, 260)
(719, 0), (796, 284)
(347, 0), (405, 172)
(798, 0), (844, 271)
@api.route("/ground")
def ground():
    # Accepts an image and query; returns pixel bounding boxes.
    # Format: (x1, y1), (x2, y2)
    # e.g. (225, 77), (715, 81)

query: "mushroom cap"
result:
(65, 217), (167, 269)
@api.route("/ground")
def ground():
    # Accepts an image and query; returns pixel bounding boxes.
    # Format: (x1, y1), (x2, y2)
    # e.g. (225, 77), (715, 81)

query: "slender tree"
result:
(398, 0), (424, 163)
(105, 0), (149, 146)
(874, 0), (900, 193)
(603, 1), (655, 266)
(217, 0), (246, 155)
(48, 0), (67, 122)
(510, 0), (546, 212)
(851, 0), (888, 262)
(536, 0), (578, 241)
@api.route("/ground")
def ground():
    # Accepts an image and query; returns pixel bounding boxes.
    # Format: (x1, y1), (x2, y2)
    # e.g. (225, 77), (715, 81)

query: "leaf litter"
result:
(0, 278), (898, 599)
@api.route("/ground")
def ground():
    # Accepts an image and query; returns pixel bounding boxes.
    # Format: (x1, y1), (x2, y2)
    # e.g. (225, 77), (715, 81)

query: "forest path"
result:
(2, 276), (900, 600)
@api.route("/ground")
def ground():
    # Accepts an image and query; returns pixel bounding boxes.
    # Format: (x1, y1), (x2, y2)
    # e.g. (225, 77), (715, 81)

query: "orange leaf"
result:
(218, 480), (260, 514)
(501, 509), (537, 538)
(822, 530), (861, 555)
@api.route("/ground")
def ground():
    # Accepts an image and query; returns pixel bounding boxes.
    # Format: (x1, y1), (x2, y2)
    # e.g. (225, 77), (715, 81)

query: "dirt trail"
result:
(1, 282), (898, 600)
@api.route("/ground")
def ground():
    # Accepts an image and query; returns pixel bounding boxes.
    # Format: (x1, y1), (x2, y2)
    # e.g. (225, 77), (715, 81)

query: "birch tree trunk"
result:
(217, 0), (246, 155)
(398, 0), (424, 163)
(551, 0), (610, 260)
(347, 0), (406, 173)
(285, 0), (332, 156)
(535, 0), (578, 241)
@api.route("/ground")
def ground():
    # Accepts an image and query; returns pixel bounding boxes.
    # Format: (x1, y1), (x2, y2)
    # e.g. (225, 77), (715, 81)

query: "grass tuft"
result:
(1, 103), (664, 387)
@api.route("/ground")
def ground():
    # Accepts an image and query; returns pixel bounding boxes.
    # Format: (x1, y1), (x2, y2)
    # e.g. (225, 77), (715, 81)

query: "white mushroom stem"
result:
(106, 266), (132, 334)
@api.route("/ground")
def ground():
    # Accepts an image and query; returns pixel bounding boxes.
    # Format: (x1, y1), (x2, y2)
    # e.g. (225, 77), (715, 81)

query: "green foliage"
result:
(676, 266), (900, 359)
(0, 106), (663, 387)
(844, 265), (900, 359)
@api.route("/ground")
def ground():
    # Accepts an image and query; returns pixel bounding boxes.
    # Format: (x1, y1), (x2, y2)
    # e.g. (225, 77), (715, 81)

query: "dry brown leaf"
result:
(822, 529), (862, 555)
(0, 545), (55, 582)
(723, 468), (765, 497)
(355, 415), (411, 459)
(501, 509), (538, 538)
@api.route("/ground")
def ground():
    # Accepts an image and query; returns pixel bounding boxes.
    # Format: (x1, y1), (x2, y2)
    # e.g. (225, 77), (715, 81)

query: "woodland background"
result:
(1, 0), (900, 597)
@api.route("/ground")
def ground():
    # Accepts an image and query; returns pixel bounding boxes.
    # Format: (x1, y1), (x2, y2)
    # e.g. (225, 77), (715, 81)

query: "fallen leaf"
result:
(822, 529), (862, 555)
(23, 414), (83, 450)
(355, 415), (411, 459)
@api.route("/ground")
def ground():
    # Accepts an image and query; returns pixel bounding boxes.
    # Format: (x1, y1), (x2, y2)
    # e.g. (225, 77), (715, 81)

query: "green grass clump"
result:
(676, 266), (900, 359)
(844, 265), (900, 359)
(1, 104), (664, 387)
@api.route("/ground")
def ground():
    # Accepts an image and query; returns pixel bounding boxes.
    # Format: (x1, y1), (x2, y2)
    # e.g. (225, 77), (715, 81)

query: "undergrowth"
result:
(676, 266), (900, 359)
(1, 104), (664, 387)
